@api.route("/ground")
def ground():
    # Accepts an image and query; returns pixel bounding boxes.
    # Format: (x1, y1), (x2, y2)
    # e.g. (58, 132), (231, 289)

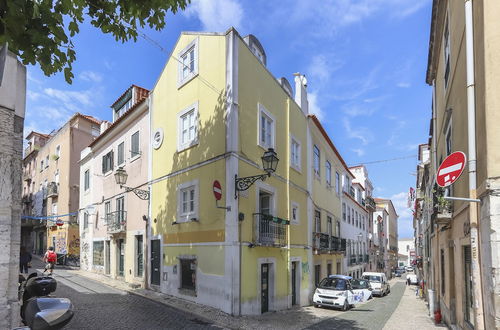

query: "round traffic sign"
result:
(56, 219), (64, 226)
(213, 180), (222, 201)
(437, 151), (466, 187)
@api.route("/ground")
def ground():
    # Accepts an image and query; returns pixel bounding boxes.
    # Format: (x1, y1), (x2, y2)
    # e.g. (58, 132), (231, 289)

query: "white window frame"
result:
(177, 179), (199, 223)
(130, 131), (141, 161)
(291, 201), (299, 225)
(313, 145), (320, 178)
(177, 102), (199, 152)
(177, 38), (199, 88)
(117, 141), (125, 165)
(335, 171), (340, 195)
(55, 145), (61, 159)
(258, 103), (275, 150)
(84, 169), (90, 191)
(443, 12), (451, 90)
(326, 160), (332, 187)
(290, 135), (301, 172)
(445, 118), (452, 156)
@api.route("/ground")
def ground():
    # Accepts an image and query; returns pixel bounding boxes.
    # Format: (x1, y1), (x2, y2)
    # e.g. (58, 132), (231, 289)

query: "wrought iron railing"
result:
(106, 210), (127, 233)
(47, 182), (58, 198)
(253, 213), (288, 247)
(313, 232), (330, 251)
(364, 196), (376, 210)
(357, 254), (363, 263)
(349, 256), (357, 265)
(330, 236), (347, 252)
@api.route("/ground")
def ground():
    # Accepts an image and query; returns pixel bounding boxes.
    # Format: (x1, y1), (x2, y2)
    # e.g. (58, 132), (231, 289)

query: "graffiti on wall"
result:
(68, 236), (80, 255)
(301, 261), (309, 280)
(81, 241), (89, 269)
(54, 231), (67, 254)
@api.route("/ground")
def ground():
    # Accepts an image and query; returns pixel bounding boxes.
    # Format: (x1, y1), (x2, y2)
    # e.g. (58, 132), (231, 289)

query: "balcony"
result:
(349, 186), (355, 198)
(349, 256), (357, 265)
(22, 193), (33, 204)
(434, 203), (453, 225)
(357, 254), (363, 264)
(46, 182), (58, 198)
(106, 211), (127, 233)
(253, 213), (289, 247)
(364, 254), (369, 263)
(313, 232), (330, 252)
(330, 236), (347, 253)
(364, 196), (376, 210)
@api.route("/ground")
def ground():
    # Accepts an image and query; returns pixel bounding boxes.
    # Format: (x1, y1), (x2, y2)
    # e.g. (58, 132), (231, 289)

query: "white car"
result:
(313, 275), (372, 311)
(407, 273), (418, 285)
(362, 272), (390, 296)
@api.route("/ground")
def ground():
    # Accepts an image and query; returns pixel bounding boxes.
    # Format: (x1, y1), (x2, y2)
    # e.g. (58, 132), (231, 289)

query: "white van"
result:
(362, 272), (390, 296)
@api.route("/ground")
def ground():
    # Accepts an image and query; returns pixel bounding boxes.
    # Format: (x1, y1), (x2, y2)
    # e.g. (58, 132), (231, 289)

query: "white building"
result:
(79, 85), (150, 288)
(398, 238), (415, 267)
(340, 172), (369, 278)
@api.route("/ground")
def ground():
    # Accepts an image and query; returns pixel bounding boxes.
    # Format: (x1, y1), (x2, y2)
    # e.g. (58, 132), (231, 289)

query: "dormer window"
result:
(113, 88), (133, 122)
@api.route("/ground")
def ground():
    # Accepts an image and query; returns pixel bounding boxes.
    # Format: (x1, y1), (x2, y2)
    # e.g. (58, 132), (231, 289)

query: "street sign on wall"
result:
(436, 151), (467, 187)
(56, 219), (64, 226)
(213, 180), (222, 201)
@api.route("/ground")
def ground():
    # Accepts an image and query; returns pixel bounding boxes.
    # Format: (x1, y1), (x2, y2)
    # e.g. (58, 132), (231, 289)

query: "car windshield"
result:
(363, 275), (381, 282)
(351, 279), (369, 289)
(318, 278), (348, 290)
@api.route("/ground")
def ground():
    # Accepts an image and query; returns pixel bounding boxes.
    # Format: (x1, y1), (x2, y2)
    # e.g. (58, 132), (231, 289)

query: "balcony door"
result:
(259, 191), (272, 216)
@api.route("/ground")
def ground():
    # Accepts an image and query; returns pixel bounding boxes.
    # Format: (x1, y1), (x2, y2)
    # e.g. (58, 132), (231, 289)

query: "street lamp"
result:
(114, 167), (150, 200)
(235, 148), (279, 199)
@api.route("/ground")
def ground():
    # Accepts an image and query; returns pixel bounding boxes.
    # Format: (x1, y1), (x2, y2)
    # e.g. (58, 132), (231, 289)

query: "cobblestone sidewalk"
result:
(383, 283), (445, 330)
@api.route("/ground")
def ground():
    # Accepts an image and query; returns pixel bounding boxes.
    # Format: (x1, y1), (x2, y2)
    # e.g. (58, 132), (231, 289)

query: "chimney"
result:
(294, 73), (308, 115)
(100, 121), (111, 134)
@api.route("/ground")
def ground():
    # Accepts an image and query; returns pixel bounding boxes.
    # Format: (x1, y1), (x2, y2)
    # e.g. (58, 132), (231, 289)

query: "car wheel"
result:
(313, 303), (319, 308)
(342, 300), (349, 311)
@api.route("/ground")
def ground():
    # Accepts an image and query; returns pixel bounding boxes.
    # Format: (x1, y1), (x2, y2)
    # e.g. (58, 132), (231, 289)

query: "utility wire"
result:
(85, 2), (222, 96)
(350, 154), (416, 166)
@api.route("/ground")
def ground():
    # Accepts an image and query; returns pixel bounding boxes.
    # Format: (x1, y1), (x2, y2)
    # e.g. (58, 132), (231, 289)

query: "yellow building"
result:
(308, 115), (346, 285)
(149, 29), (314, 315)
(149, 28), (360, 315)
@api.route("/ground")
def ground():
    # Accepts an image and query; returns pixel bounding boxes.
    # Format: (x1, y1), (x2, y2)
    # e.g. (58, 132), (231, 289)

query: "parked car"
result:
(407, 273), (418, 285)
(313, 275), (372, 311)
(351, 279), (373, 300)
(394, 270), (402, 277)
(362, 272), (390, 296)
(405, 266), (414, 272)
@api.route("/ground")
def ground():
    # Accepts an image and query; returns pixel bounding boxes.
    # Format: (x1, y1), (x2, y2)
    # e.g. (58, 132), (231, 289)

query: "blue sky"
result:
(24, 0), (433, 239)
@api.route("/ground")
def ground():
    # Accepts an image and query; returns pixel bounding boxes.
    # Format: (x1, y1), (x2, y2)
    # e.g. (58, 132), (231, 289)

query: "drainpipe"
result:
(464, 0), (485, 327)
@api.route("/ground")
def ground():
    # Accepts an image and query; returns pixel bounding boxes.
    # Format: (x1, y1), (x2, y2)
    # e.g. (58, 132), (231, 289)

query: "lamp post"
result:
(114, 167), (150, 289)
(235, 148), (279, 199)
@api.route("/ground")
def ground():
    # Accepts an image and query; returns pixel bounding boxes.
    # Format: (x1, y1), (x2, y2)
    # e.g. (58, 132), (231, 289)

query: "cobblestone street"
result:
(30, 257), (442, 330)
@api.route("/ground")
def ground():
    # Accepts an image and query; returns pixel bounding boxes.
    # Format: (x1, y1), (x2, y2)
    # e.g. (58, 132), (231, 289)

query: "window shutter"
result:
(110, 150), (114, 169)
(102, 156), (105, 174)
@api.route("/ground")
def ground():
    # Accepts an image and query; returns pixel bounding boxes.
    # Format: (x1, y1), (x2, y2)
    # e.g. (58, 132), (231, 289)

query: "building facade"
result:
(341, 174), (370, 278)
(21, 113), (100, 263)
(374, 199), (398, 278)
(79, 85), (149, 288)
(423, 0), (500, 327)
(0, 48), (26, 330)
(397, 238), (415, 267)
(309, 116), (347, 286)
(350, 165), (377, 272)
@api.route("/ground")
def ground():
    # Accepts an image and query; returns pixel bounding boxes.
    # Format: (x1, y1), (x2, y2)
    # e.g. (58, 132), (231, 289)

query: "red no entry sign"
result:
(56, 219), (64, 226)
(437, 151), (466, 187)
(213, 180), (222, 201)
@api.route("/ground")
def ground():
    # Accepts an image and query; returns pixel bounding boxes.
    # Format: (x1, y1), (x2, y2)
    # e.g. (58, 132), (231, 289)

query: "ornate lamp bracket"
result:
(122, 185), (150, 200)
(234, 173), (270, 199)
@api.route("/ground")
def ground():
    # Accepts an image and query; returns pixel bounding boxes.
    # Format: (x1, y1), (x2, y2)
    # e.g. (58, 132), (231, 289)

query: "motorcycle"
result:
(14, 272), (74, 330)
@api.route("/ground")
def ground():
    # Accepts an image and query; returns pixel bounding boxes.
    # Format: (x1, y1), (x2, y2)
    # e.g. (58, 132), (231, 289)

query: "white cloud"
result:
(352, 148), (365, 157)
(185, 0), (244, 32)
(307, 54), (343, 85)
(387, 191), (413, 221)
(27, 90), (42, 101)
(44, 88), (93, 112)
(342, 103), (376, 117)
(308, 91), (325, 121)
(397, 82), (411, 88)
(284, 0), (429, 35)
(332, 66), (380, 101)
(79, 71), (103, 83)
(343, 117), (373, 145)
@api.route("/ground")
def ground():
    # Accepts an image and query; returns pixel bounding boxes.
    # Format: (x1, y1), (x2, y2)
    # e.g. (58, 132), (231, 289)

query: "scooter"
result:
(14, 272), (74, 330)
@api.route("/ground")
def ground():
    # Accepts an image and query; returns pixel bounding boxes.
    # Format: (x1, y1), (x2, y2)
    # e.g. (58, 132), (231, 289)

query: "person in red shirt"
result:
(43, 246), (57, 275)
